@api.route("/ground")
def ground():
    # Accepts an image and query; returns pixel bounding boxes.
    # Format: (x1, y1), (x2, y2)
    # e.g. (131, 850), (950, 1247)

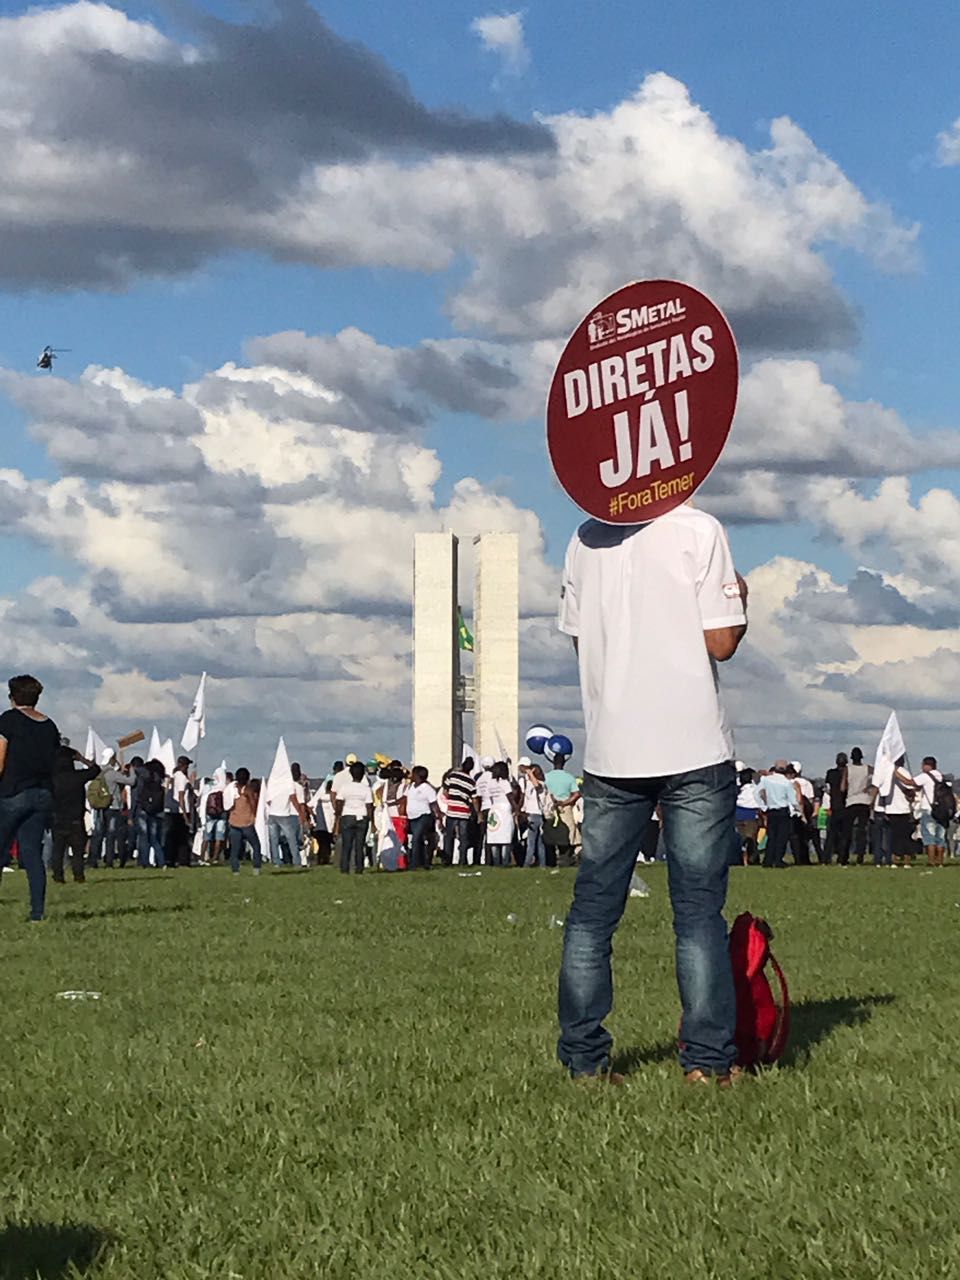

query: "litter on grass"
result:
(56, 991), (101, 1001)
(548, 914), (565, 929)
(333, 899), (344, 905)
(630, 873), (651, 899)
(506, 913), (519, 925)
(458, 872), (482, 878)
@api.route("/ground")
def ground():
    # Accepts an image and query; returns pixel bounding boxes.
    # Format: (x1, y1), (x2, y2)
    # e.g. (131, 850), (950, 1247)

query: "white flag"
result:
(254, 769), (268, 859)
(873, 711), (907, 801)
(160, 737), (176, 776)
(494, 725), (509, 764)
(462, 742), (477, 765)
(147, 726), (162, 764)
(377, 797), (403, 870)
(266, 737), (294, 812)
(85, 726), (110, 766)
(181, 672), (207, 752)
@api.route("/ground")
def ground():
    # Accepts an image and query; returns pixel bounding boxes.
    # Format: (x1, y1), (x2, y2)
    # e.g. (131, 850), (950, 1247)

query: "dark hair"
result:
(738, 767), (754, 786)
(333, 760), (344, 773)
(349, 762), (365, 782)
(851, 748), (863, 764)
(492, 761), (509, 781)
(130, 755), (144, 768)
(462, 756), (474, 772)
(530, 764), (545, 781)
(148, 759), (166, 779)
(923, 756), (938, 769)
(8, 674), (43, 707)
(836, 752), (848, 767)
(411, 765), (428, 785)
(553, 754), (567, 770)
(235, 767), (251, 785)
(291, 762), (302, 782)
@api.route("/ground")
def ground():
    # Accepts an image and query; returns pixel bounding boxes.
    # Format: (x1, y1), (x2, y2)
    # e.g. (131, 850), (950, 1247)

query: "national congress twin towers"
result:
(412, 532), (519, 783)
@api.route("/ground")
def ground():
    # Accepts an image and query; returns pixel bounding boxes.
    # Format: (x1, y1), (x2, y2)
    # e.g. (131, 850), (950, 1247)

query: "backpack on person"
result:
(931, 778), (957, 829)
(729, 912), (790, 1068)
(87, 774), (112, 810)
(206, 790), (225, 820)
(139, 773), (165, 816)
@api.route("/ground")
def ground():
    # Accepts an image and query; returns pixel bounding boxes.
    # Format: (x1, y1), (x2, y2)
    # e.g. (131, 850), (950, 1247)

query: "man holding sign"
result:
(551, 281), (748, 1088)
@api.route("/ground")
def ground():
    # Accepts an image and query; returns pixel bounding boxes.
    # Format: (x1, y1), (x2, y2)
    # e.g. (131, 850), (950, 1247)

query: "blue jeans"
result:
(91, 810), (127, 866)
(0, 787), (54, 920)
(558, 763), (737, 1077)
(524, 815), (545, 867)
(268, 815), (301, 867)
(339, 816), (368, 873)
(443, 817), (472, 866)
(407, 814), (434, 870)
(487, 841), (512, 867)
(228, 824), (262, 873)
(136, 812), (165, 868)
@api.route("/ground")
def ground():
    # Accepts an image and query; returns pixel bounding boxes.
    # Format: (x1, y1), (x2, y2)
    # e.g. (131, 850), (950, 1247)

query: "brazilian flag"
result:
(458, 608), (474, 652)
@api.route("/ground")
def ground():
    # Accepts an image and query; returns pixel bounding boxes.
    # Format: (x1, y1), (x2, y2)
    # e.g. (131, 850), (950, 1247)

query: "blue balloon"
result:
(547, 734), (573, 759)
(525, 723), (553, 755)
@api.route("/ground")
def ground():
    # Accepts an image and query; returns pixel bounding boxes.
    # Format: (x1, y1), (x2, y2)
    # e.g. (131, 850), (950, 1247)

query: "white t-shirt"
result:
(331, 768), (352, 800)
(522, 778), (544, 816)
(486, 778), (514, 811)
(475, 770), (493, 812)
(913, 770), (942, 813)
(406, 782), (438, 819)
(337, 778), (373, 819)
(172, 771), (191, 810)
(559, 508), (745, 777)
(886, 772), (915, 815)
(737, 782), (759, 810)
(268, 784), (297, 819)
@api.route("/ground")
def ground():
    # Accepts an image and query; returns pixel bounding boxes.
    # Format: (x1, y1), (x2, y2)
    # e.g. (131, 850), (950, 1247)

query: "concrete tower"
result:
(473, 532), (519, 766)
(412, 532), (460, 782)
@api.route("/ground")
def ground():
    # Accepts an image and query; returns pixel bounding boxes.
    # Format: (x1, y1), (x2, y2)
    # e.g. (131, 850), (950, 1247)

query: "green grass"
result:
(2, 861), (959, 1279)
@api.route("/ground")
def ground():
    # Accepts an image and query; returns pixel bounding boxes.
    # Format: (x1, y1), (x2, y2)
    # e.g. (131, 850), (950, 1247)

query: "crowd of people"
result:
(734, 752), (957, 869)
(0, 673), (597, 919)
(1, 671), (957, 926)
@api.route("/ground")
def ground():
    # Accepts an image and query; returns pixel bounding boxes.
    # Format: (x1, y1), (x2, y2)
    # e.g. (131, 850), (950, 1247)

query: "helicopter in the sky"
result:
(36, 345), (70, 370)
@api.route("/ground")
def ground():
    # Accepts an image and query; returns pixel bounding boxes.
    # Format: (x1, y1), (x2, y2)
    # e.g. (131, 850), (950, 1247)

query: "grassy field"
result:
(2, 860), (959, 1280)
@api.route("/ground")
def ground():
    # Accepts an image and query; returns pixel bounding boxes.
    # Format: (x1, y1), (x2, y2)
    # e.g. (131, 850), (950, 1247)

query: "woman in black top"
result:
(0, 674), (60, 921)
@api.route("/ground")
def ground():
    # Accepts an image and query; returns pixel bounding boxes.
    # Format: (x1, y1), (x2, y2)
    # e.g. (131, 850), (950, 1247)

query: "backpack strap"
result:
(765, 949), (791, 1063)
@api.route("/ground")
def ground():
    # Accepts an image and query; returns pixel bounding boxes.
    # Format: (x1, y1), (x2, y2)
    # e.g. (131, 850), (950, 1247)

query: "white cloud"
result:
(471, 11), (530, 76)
(936, 118), (960, 166)
(0, 5), (916, 359)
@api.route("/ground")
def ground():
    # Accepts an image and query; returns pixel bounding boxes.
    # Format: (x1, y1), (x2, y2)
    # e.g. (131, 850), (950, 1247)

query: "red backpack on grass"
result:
(730, 913), (790, 1068)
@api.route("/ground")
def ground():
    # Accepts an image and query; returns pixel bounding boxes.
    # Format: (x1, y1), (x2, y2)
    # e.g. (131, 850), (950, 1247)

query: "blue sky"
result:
(1, 0), (959, 767)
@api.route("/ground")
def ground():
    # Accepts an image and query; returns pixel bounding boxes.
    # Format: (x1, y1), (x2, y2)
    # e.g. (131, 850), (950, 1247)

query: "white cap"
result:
(518, 756), (532, 767)
(735, 760), (745, 772)
(480, 755), (495, 769)
(791, 761), (802, 775)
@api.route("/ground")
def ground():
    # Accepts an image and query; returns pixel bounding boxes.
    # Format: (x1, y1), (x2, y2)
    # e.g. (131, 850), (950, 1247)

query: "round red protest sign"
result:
(547, 280), (738, 525)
